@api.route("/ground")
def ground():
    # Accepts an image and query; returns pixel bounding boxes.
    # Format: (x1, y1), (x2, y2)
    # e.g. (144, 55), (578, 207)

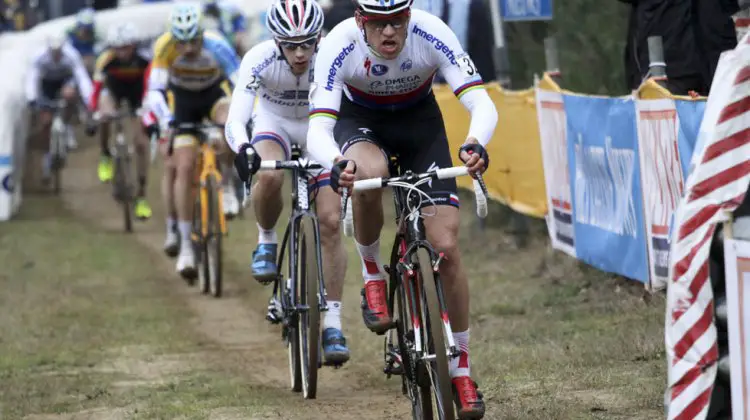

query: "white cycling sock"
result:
(449, 329), (470, 378)
(178, 221), (192, 252)
(355, 239), (384, 283)
(166, 216), (176, 235)
(323, 301), (342, 331)
(257, 223), (278, 244)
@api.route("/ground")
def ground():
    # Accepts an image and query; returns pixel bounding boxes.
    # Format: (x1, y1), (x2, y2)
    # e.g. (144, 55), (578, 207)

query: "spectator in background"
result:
(619, 0), (738, 96)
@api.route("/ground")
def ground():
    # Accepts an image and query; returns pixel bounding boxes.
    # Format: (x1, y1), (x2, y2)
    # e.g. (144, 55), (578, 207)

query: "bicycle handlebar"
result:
(166, 121), (225, 157)
(341, 165), (489, 237)
(34, 98), (67, 110)
(241, 158), (325, 209)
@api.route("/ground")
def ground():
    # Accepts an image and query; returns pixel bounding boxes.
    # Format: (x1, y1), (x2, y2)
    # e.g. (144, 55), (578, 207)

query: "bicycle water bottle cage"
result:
(291, 144), (302, 160)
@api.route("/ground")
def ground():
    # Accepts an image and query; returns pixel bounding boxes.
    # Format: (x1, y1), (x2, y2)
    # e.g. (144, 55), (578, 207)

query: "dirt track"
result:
(46, 141), (409, 419)
(10, 137), (668, 419)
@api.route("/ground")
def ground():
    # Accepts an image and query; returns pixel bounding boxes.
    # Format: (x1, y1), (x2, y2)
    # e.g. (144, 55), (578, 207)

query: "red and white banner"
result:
(536, 88), (576, 257)
(666, 35), (750, 420)
(723, 237), (750, 420)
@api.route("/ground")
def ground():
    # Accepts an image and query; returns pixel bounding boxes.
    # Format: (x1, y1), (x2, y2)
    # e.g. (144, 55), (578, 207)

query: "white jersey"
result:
(306, 10), (498, 169)
(25, 42), (93, 104)
(225, 39), (315, 153)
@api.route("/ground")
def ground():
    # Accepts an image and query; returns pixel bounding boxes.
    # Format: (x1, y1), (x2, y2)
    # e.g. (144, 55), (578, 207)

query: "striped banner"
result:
(666, 36), (750, 419)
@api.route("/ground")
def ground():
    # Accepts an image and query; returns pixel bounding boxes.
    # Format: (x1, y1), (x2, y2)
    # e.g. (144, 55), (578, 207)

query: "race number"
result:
(456, 53), (477, 78)
(245, 74), (261, 91)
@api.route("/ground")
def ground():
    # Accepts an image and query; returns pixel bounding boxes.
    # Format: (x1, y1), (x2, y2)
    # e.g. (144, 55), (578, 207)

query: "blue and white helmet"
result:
(355, 0), (413, 15)
(170, 3), (203, 41)
(265, 0), (324, 41)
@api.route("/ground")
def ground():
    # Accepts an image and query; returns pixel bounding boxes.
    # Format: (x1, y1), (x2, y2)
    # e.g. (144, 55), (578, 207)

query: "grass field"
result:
(1, 143), (668, 419)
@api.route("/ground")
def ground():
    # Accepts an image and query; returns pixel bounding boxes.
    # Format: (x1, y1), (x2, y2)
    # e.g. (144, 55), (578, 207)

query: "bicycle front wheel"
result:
(112, 154), (133, 233)
(417, 248), (455, 420)
(204, 174), (223, 298)
(297, 216), (321, 399)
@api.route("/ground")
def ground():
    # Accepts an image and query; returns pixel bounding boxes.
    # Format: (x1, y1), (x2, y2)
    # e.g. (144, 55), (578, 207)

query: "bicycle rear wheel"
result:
(50, 128), (63, 195)
(205, 174), (223, 298)
(297, 216), (321, 399)
(417, 248), (455, 420)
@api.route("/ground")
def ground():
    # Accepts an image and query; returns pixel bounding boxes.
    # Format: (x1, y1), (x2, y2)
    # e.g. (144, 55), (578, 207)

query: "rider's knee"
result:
(256, 170), (283, 192)
(318, 208), (341, 240)
(428, 220), (460, 257)
(61, 86), (76, 101)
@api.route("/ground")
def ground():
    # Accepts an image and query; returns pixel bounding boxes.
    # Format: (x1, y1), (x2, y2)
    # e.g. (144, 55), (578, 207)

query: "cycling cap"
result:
(266, 0), (324, 41)
(355, 0), (413, 15)
(170, 3), (203, 41)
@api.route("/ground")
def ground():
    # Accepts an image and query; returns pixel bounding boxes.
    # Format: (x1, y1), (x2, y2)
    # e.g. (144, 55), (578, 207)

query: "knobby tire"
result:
(417, 248), (455, 420)
(205, 175), (223, 297)
(298, 216), (320, 399)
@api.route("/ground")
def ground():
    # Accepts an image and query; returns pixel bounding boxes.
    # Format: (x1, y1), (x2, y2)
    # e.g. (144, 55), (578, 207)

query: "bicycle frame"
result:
(263, 150), (328, 324)
(168, 123), (228, 238)
(387, 170), (458, 364)
(197, 141), (227, 237)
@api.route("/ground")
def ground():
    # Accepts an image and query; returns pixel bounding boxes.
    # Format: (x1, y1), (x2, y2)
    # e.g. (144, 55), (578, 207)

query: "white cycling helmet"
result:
(76, 7), (95, 27)
(47, 34), (66, 51)
(108, 22), (138, 48)
(266, 0), (324, 41)
(355, 0), (413, 15)
(170, 3), (203, 41)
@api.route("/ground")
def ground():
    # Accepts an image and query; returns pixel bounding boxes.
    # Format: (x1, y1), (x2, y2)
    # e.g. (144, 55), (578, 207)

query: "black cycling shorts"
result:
(167, 80), (231, 133)
(334, 94), (459, 208)
(107, 85), (143, 116)
(40, 77), (73, 102)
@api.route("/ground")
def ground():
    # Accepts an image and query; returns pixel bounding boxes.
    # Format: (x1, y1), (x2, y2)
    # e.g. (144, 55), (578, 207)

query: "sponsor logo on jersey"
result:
(251, 51), (277, 75)
(364, 57), (372, 77)
(400, 59), (412, 72)
(326, 42), (355, 91)
(372, 64), (388, 76)
(368, 75), (422, 95)
(412, 25), (457, 65)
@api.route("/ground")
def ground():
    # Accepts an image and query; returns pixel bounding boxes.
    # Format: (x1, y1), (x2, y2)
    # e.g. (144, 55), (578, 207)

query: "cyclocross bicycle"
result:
(342, 163), (488, 420)
(241, 144), (330, 400)
(167, 122), (227, 297)
(91, 106), (140, 233)
(37, 98), (69, 195)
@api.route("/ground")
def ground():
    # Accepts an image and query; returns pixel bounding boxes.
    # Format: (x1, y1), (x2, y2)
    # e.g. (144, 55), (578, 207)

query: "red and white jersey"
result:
(306, 9), (497, 169)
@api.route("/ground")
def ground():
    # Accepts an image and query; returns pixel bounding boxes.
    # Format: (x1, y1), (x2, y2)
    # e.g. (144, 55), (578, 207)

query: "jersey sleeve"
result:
(306, 36), (352, 170)
(422, 14), (498, 146)
(204, 31), (240, 86)
(25, 51), (43, 103)
(147, 33), (175, 125)
(65, 44), (94, 105)
(224, 45), (267, 153)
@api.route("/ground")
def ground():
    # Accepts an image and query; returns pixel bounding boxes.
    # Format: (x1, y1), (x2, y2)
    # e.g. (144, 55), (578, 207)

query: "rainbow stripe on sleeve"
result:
(309, 108), (339, 120)
(454, 80), (485, 100)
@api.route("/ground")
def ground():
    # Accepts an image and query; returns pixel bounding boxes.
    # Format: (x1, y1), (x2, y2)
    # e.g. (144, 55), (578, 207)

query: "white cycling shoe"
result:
(223, 186), (240, 218)
(176, 248), (197, 280)
(66, 129), (78, 150)
(163, 230), (180, 258)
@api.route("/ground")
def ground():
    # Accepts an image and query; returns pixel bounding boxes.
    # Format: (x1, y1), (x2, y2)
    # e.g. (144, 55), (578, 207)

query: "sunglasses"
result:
(359, 10), (410, 32)
(176, 37), (202, 48)
(278, 38), (317, 51)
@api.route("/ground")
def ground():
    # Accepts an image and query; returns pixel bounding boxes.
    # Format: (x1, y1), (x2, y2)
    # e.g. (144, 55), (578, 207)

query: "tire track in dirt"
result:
(51, 142), (407, 419)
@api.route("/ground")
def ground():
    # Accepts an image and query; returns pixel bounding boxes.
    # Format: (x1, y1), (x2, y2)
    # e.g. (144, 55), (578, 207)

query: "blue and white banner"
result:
(564, 94), (649, 282)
